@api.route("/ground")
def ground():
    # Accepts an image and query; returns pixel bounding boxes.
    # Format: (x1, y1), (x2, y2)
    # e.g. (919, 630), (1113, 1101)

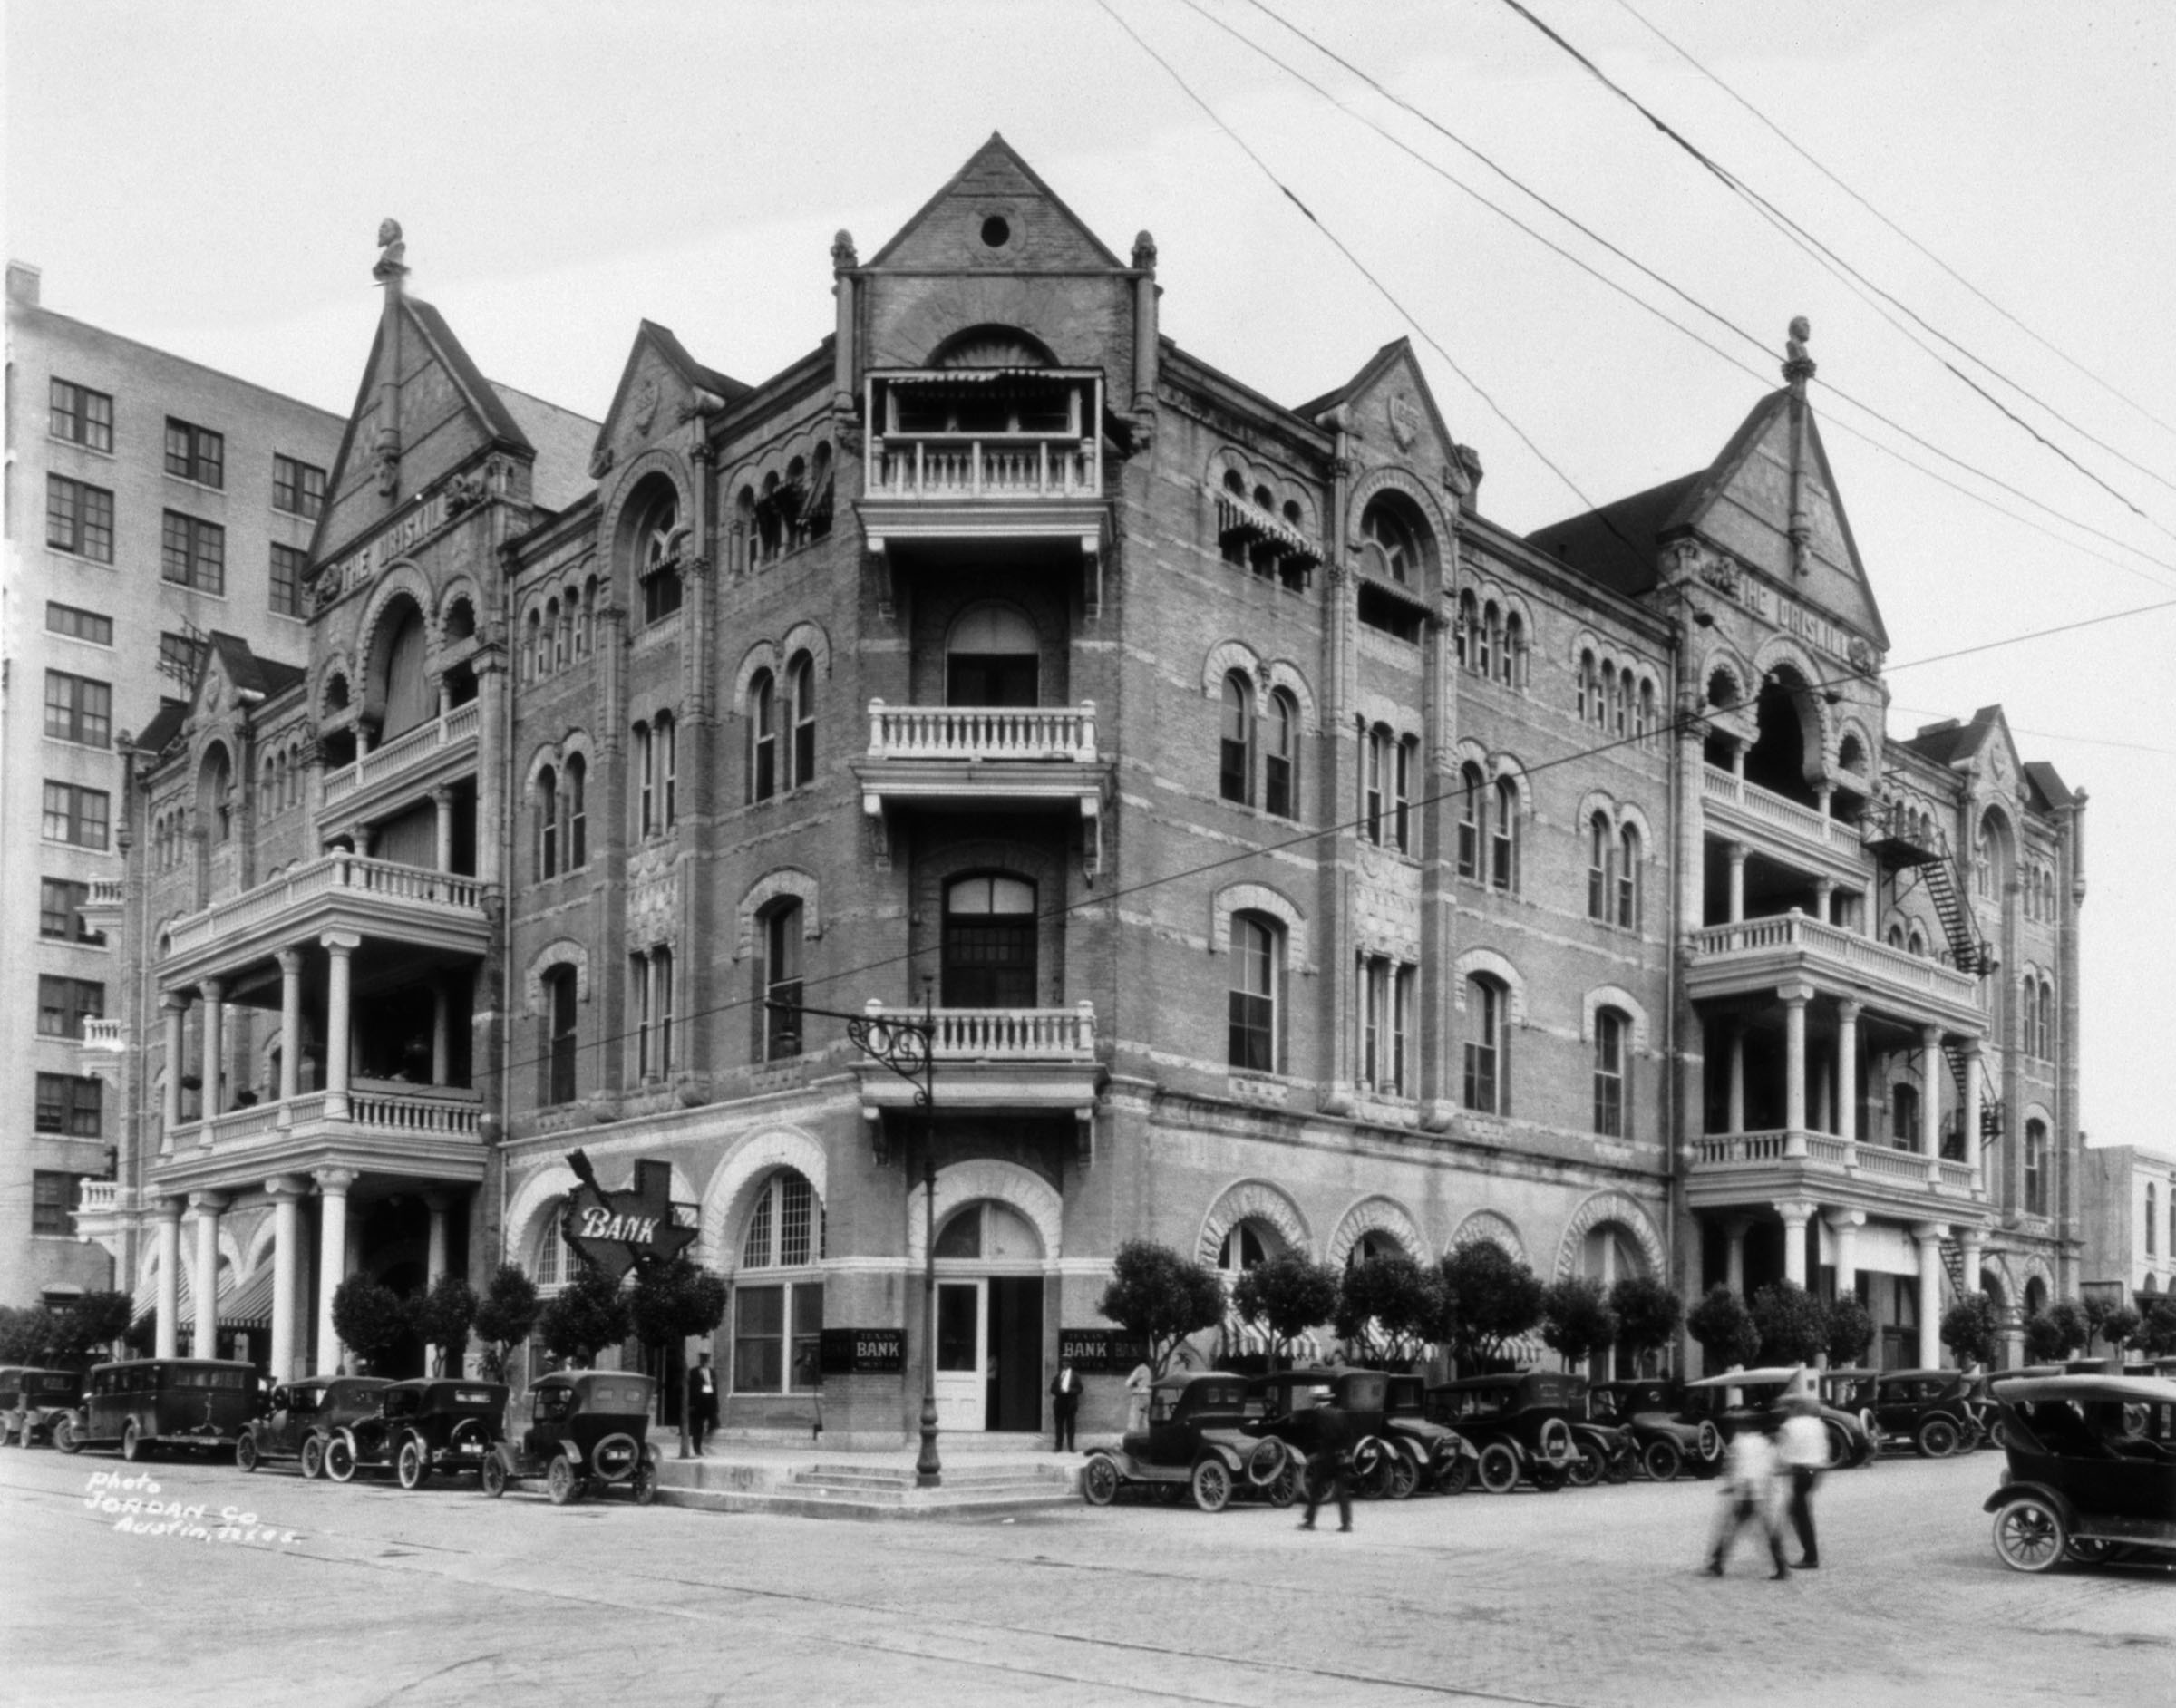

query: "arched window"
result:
(1491, 779), (1519, 891)
(1588, 812), (1611, 922)
(1617, 824), (1641, 929)
(1464, 975), (1507, 1114)
(942, 875), (1036, 1008)
(749, 669), (777, 802)
(536, 765), (559, 880)
(1394, 736), (1417, 854)
(1593, 1008), (1627, 1137)
(1502, 611), (1526, 688)
(548, 597), (565, 670)
(735, 1170), (823, 1395)
(1891, 1083), (1920, 1149)
(1265, 690), (1298, 820)
(564, 753), (588, 869)
(1612, 667), (1630, 737)
(2025, 1119), (2048, 1215)
(656, 712), (676, 830)
(635, 487), (683, 624)
(1477, 600), (1497, 679)
(1220, 674), (1254, 806)
(1975, 829), (1994, 898)
(374, 599), (432, 740)
(787, 652), (817, 790)
(1359, 498), (1427, 585)
(1637, 678), (1656, 741)
(1229, 913), (1280, 1072)
(632, 946), (674, 1081)
(2040, 977), (2056, 1061)
(761, 900), (803, 1062)
(1908, 927), (1928, 959)
(1578, 650), (1598, 723)
(531, 1199), (565, 1288)
(1458, 763), (1486, 879)
(1363, 723), (1389, 845)
(524, 610), (542, 681)
(581, 575), (598, 653)
(1457, 590), (1479, 670)
(1217, 1221), (1270, 1278)
(543, 966), (578, 1107)
(199, 745), (233, 844)
(634, 721), (651, 832)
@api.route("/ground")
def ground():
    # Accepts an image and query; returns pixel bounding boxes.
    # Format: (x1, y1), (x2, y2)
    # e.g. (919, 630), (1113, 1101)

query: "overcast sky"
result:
(9, 0), (2172, 1158)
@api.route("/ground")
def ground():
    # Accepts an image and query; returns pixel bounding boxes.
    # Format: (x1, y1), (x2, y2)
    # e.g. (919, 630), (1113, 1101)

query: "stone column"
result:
(1726, 840), (1748, 925)
(430, 981), (451, 1086)
(1959, 1228), (1985, 1310)
(315, 1168), (356, 1373)
(1813, 876), (1834, 925)
(1725, 1217), (1750, 1295)
(1960, 1039), (1982, 1184)
(1777, 1200), (1814, 1287)
(1727, 1024), (1746, 1135)
(1914, 1223), (1948, 1368)
(277, 949), (304, 1107)
(267, 1175), (308, 1380)
(199, 977), (225, 1119)
(1824, 1208), (1863, 1298)
(1920, 1025), (1944, 1181)
(323, 932), (360, 1118)
(1835, 999), (1860, 1147)
(433, 784), (456, 872)
(424, 1191), (450, 1285)
(1783, 982), (1812, 1155)
(154, 1199), (184, 1358)
(161, 995), (187, 1138)
(189, 1191), (228, 1358)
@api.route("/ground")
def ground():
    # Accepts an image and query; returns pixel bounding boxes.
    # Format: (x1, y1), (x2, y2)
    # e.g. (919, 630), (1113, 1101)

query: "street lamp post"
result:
(775, 994), (941, 1487)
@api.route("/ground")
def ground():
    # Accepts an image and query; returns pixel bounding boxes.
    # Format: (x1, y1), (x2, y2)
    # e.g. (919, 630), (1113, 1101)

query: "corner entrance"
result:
(929, 1199), (1046, 1433)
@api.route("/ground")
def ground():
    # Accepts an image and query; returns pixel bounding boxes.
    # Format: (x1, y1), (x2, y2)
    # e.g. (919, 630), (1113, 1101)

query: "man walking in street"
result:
(687, 1351), (718, 1457)
(1705, 1413), (1787, 1578)
(1049, 1360), (1081, 1452)
(1776, 1391), (1829, 1568)
(1297, 1391), (1353, 1534)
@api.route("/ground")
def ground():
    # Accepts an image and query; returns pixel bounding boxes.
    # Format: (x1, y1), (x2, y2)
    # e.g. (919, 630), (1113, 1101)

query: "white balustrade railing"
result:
(1691, 912), (1979, 1003)
(89, 878), (127, 906)
(862, 1002), (1097, 1061)
(1937, 1160), (1980, 1193)
(165, 853), (484, 957)
(345, 1088), (482, 1136)
(158, 1087), (479, 1160)
(1692, 1131), (1980, 1199)
(323, 702), (482, 805)
(1701, 765), (1861, 855)
(866, 701), (1099, 763)
(76, 1179), (119, 1215)
(197, 1104), (282, 1148)
(81, 1017), (126, 1051)
(1693, 1131), (1789, 1165)
(869, 434), (1099, 501)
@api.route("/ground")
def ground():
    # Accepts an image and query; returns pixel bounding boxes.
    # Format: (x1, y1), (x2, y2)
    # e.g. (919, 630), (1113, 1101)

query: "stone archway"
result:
(1197, 1179), (1312, 1267)
(1552, 1190), (1666, 1281)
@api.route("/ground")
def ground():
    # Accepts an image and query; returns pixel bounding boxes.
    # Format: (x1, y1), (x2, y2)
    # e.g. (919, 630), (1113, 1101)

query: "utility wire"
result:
(1614, 0), (2176, 452)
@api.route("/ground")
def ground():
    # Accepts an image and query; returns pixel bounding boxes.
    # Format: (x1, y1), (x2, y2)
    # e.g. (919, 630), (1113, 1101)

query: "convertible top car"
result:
(1983, 1373), (2176, 1572)
(1685, 1366), (1875, 1469)
(1083, 1371), (1288, 1512)
(1588, 1378), (1723, 1480)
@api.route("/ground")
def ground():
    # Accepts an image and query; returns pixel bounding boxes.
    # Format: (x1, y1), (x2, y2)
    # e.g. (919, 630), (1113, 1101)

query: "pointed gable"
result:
(867, 133), (1124, 271)
(1302, 338), (1460, 481)
(591, 321), (749, 481)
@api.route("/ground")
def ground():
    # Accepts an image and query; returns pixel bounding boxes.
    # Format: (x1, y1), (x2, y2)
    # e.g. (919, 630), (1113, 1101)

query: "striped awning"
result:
(131, 1265), (261, 1327)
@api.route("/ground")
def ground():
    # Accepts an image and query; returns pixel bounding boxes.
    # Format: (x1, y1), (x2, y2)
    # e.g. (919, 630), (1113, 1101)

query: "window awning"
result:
(1216, 496), (1322, 566)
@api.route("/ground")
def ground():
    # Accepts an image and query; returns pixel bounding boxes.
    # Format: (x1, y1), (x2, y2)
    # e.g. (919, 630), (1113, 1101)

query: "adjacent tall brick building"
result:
(84, 141), (2086, 1438)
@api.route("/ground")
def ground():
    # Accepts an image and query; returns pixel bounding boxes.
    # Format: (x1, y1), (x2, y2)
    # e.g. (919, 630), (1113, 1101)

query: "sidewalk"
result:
(649, 1426), (1089, 1520)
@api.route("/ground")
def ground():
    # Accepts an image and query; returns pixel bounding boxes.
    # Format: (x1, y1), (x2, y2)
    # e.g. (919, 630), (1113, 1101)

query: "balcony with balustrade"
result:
(319, 698), (481, 828)
(1683, 1126), (1984, 1221)
(148, 1079), (488, 1199)
(851, 1000), (1104, 1120)
(1702, 762), (1868, 879)
(1686, 908), (1985, 1033)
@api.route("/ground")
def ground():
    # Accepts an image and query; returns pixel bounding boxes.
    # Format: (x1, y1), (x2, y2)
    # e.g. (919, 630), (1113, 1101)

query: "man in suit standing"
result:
(1049, 1360), (1082, 1452)
(687, 1351), (719, 1456)
(1297, 1391), (1353, 1533)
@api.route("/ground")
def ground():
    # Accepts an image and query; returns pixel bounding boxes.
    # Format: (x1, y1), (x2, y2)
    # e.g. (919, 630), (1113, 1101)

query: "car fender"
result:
(335, 1425), (359, 1459)
(1193, 1439), (1246, 1474)
(1983, 1480), (2078, 1526)
(561, 1437), (584, 1465)
(1083, 1445), (1132, 1480)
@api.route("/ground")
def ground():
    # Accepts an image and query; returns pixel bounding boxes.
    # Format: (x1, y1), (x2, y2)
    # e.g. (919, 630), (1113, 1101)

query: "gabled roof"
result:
(866, 133), (1125, 270)
(206, 632), (304, 701)
(1294, 338), (1410, 421)
(1525, 472), (1703, 597)
(589, 320), (749, 480)
(131, 699), (189, 759)
(2023, 760), (2076, 810)
(1901, 704), (2002, 767)
(491, 383), (601, 514)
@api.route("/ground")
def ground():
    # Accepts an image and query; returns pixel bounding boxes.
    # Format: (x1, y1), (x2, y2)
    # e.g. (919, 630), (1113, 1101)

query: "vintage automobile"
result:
(1684, 1366), (1877, 1469)
(1382, 1373), (1481, 1494)
(235, 1376), (391, 1477)
(1585, 1377), (1722, 1481)
(1865, 1368), (1983, 1458)
(375, 1378), (508, 1489)
(1, 1366), (84, 1447)
(1425, 1372), (1584, 1493)
(54, 1358), (257, 1460)
(481, 1371), (661, 1506)
(1083, 1370), (1289, 1512)
(1984, 1373), (2176, 1572)
(1246, 1367), (1437, 1499)
(1548, 1374), (1637, 1487)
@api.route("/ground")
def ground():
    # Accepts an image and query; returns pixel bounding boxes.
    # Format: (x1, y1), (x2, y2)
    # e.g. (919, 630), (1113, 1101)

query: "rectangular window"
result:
(633, 948), (674, 1080)
(272, 454), (325, 519)
(161, 512), (226, 593)
(269, 544), (305, 617)
(35, 1073), (102, 1137)
(1393, 737), (1415, 854)
(44, 670), (113, 747)
(546, 970), (578, 1106)
(43, 782), (111, 849)
(37, 975), (104, 1039)
(643, 566), (683, 623)
(50, 379), (114, 451)
(1364, 730), (1384, 846)
(1393, 966), (1413, 1098)
(159, 632), (209, 689)
(763, 907), (804, 1063)
(1463, 980), (1501, 1114)
(46, 474), (115, 561)
(1228, 917), (1277, 1073)
(1359, 958), (1384, 1091)
(1594, 1018), (1626, 1138)
(45, 602), (113, 645)
(40, 878), (101, 944)
(733, 1285), (784, 1393)
(164, 417), (224, 487)
(33, 1172), (87, 1237)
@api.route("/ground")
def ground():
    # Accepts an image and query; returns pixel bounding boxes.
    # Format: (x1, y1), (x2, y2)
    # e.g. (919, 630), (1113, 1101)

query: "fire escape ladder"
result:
(1917, 844), (1989, 975)
(1938, 1238), (1967, 1296)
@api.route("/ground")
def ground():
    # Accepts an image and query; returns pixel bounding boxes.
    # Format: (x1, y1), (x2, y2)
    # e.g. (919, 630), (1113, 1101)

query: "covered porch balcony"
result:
(150, 1082), (486, 1199)
(851, 1000), (1103, 1118)
(319, 697), (481, 826)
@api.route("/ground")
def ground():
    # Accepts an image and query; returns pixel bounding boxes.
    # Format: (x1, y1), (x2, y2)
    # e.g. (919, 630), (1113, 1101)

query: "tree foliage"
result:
(1607, 1276), (1684, 1373)
(0, 1291), (134, 1369)
(1230, 1250), (1340, 1364)
(1749, 1282), (1826, 1367)
(471, 1264), (542, 1383)
(1098, 1240), (1223, 1377)
(1335, 1253), (1443, 1365)
(410, 1275), (481, 1376)
(1822, 1294), (1875, 1367)
(0, 1306), (53, 1365)
(1939, 1292), (2003, 1369)
(1540, 1276), (1618, 1370)
(538, 1265), (631, 1366)
(1685, 1286), (1761, 1369)
(2097, 1305), (2143, 1354)
(2138, 1296), (2176, 1357)
(628, 1256), (730, 1345)
(2023, 1300), (2089, 1363)
(1437, 1242), (1545, 1370)
(331, 1276), (409, 1372)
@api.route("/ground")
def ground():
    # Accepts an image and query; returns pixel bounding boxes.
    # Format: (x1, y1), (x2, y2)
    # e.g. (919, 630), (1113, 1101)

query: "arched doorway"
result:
(932, 1199), (1044, 1433)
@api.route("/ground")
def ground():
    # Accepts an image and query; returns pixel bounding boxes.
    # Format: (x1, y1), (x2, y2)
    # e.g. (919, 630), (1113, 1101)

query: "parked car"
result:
(376, 1378), (508, 1489)
(1587, 1378), (1723, 1481)
(54, 1358), (258, 1461)
(236, 1376), (392, 1478)
(1424, 1372), (1583, 1493)
(1083, 1370), (1289, 1512)
(1, 1366), (83, 1447)
(1553, 1374), (1637, 1487)
(1984, 1373), (2176, 1572)
(1381, 1373), (1481, 1494)
(1246, 1367), (1435, 1499)
(1865, 1368), (1982, 1458)
(481, 1372), (661, 1506)
(1685, 1367), (1877, 1470)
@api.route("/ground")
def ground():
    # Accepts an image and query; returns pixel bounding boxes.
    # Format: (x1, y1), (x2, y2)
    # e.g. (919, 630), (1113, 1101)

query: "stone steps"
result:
(652, 1452), (1079, 1521)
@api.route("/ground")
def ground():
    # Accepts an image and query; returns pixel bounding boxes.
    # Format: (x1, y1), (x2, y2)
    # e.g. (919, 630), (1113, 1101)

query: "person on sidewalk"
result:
(1049, 1361), (1082, 1452)
(1705, 1414), (1787, 1579)
(687, 1352), (718, 1457)
(1776, 1391), (1830, 1568)
(1297, 1393), (1353, 1534)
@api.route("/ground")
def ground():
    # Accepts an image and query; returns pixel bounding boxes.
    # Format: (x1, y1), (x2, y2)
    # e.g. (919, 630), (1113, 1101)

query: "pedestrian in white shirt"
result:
(1705, 1415), (1789, 1579)
(1776, 1392), (1831, 1568)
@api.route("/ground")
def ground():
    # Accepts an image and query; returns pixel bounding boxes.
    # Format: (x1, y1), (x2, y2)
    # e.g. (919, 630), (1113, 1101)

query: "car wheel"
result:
(1244, 1436), (1287, 1490)
(2065, 1537), (2117, 1564)
(397, 1438), (428, 1490)
(1642, 1438), (1684, 1482)
(1267, 1462), (1299, 1508)
(1387, 1454), (1420, 1500)
(1437, 1455), (1474, 1496)
(325, 1435), (358, 1483)
(634, 1461), (658, 1507)
(121, 1421), (143, 1462)
(299, 1435), (326, 1480)
(1566, 1441), (1606, 1489)
(547, 1454), (579, 1506)
(1190, 1457), (1232, 1514)
(1992, 1496), (2067, 1573)
(236, 1433), (260, 1474)
(1987, 1418), (2011, 1452)
(1605, 1444), (1637, 1484)
(1695, 1421), (1722, 1464)
(1916, 1417), (1959, 1459)
(1823, 1420), (1854, 1469)
(1350, 1436), (1392, 1500)
(1477, 1441), (1520, 1494)
(53, 1416), (81, 1455)
(1536, 1418), (1575, 1467)
(481, 1452), (508, 1498)
(1082, 1454), (1121, 1507)
(1532, 1464), (1569, 1492)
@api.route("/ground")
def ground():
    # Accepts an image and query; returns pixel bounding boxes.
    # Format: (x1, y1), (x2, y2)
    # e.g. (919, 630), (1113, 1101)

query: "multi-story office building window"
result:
(35, 1073), (102, 1137)
(1394, 735), (1416, 854)
(36, 975), (104, 1040)
(747, 674), (777, 802)
(50, 378), (113, 451)
(45, 602), (113, 645)
(39, 878), (101, 944)
(1265, 690), (1298, 820)
(2024, 1120), (2048, 1215)
(563, 754), (588, 869)
(43, 782), (110, 849)
(1616, 826), (1641, 930)
(1458, 764), (1485, 879)
(161, 512), (226, 593)
(158, 632), (209, 690)
(788, 653), (817, 788)
(272, 454), (325, 519)
(46, 474), (114, 561)
(33, 1172), (87, 1237)
(164, 417), (224, 487)
(269, 543), (306, 617)
(1490, 780), (1520, 892)
(44, 670), (112, 747)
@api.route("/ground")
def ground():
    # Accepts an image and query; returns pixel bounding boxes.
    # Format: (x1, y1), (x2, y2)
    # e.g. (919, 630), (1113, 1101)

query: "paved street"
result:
(4, 1446), (2170, 1707)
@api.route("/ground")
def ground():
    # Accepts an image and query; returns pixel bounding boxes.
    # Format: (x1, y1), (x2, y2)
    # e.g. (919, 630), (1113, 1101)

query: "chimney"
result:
(7, 261), (42, 306)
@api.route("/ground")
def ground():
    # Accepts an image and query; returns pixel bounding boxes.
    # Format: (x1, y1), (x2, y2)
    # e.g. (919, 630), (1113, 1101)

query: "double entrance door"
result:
(934, 1276), (1044, 1432)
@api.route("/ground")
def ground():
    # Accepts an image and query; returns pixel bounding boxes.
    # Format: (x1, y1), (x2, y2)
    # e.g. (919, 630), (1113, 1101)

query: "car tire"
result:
(1477, 1442), (1520, 1494)
(325, 1435), (358, 1483)
(1190, 1456), (1232, 1514)
(1244, 1437), (1286, 1490)
(1082, 1454), (1121, 1507)
(121, 1421), (143, 1462)
(1695, 1421), (1722, 1464)
(397, 1437), (428, 1490)
(1387, 1454), (1420, 1500)
(1987, 1418), (2010, 1452)
(1823, 1420), (1854, 1469)
(1605, 1443), (1637, 1484)
(1267, 1462), (1299, 1508)
(236, 1433), (260, 1474)
(1916, 1417), (1959, 1459)
(300, 1435), (326, 1480)
(1566, 1441), (1606, 1489)
(1642, 1438), (1683, 1483)
(1991, 1495), (2066, 1573)
(53, 1416), (81, 1455)
(2065, 1537), (2116, 1564)
(634, 1461), (658, 1507)
(1536, 1418), (1575, 1467)
(1437, 1455), (1474, 1496)
(1350, 1436), (1392, 1500)
(547, 1454), (579, 1507)
(481, 1452), (508, 1498)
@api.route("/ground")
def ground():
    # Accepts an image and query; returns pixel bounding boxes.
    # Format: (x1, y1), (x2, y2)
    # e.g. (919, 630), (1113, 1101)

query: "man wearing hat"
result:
(1775, 1383), (1831, 1569)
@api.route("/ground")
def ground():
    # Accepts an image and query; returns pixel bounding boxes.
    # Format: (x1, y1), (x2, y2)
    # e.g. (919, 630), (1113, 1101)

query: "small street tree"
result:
(2096, 1305), (2143, 1357)
(2023, 1300), (2089, 1363)
(1823, 1294), (1875, 1367)
(1939, 1292), (2003, 1370)
(1230, 1250), (1340, 1367)
(331, 1276), (408, 1374)
(0, 1305), (54, 1365)
(2139, 1296), (2176, 1357)
(1748, 1281), (1826, 1367)
(538, 1265), (632, 1368)
(1685, 1286), (1761, 1371)
(628, 1255), (730, 1458)
(51, 1291), (135, 1366)
(1608, 1276), (1684, 1375)
(410, 1275), (480, 1376)
(471, 1264), (541, 1383)
(1437, 1242), (1545, 1372)
(1335, 1253), (1442, 1366)
(1540, 1276), (1618, 1373)
(1098, 1239), (1222, 1377)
